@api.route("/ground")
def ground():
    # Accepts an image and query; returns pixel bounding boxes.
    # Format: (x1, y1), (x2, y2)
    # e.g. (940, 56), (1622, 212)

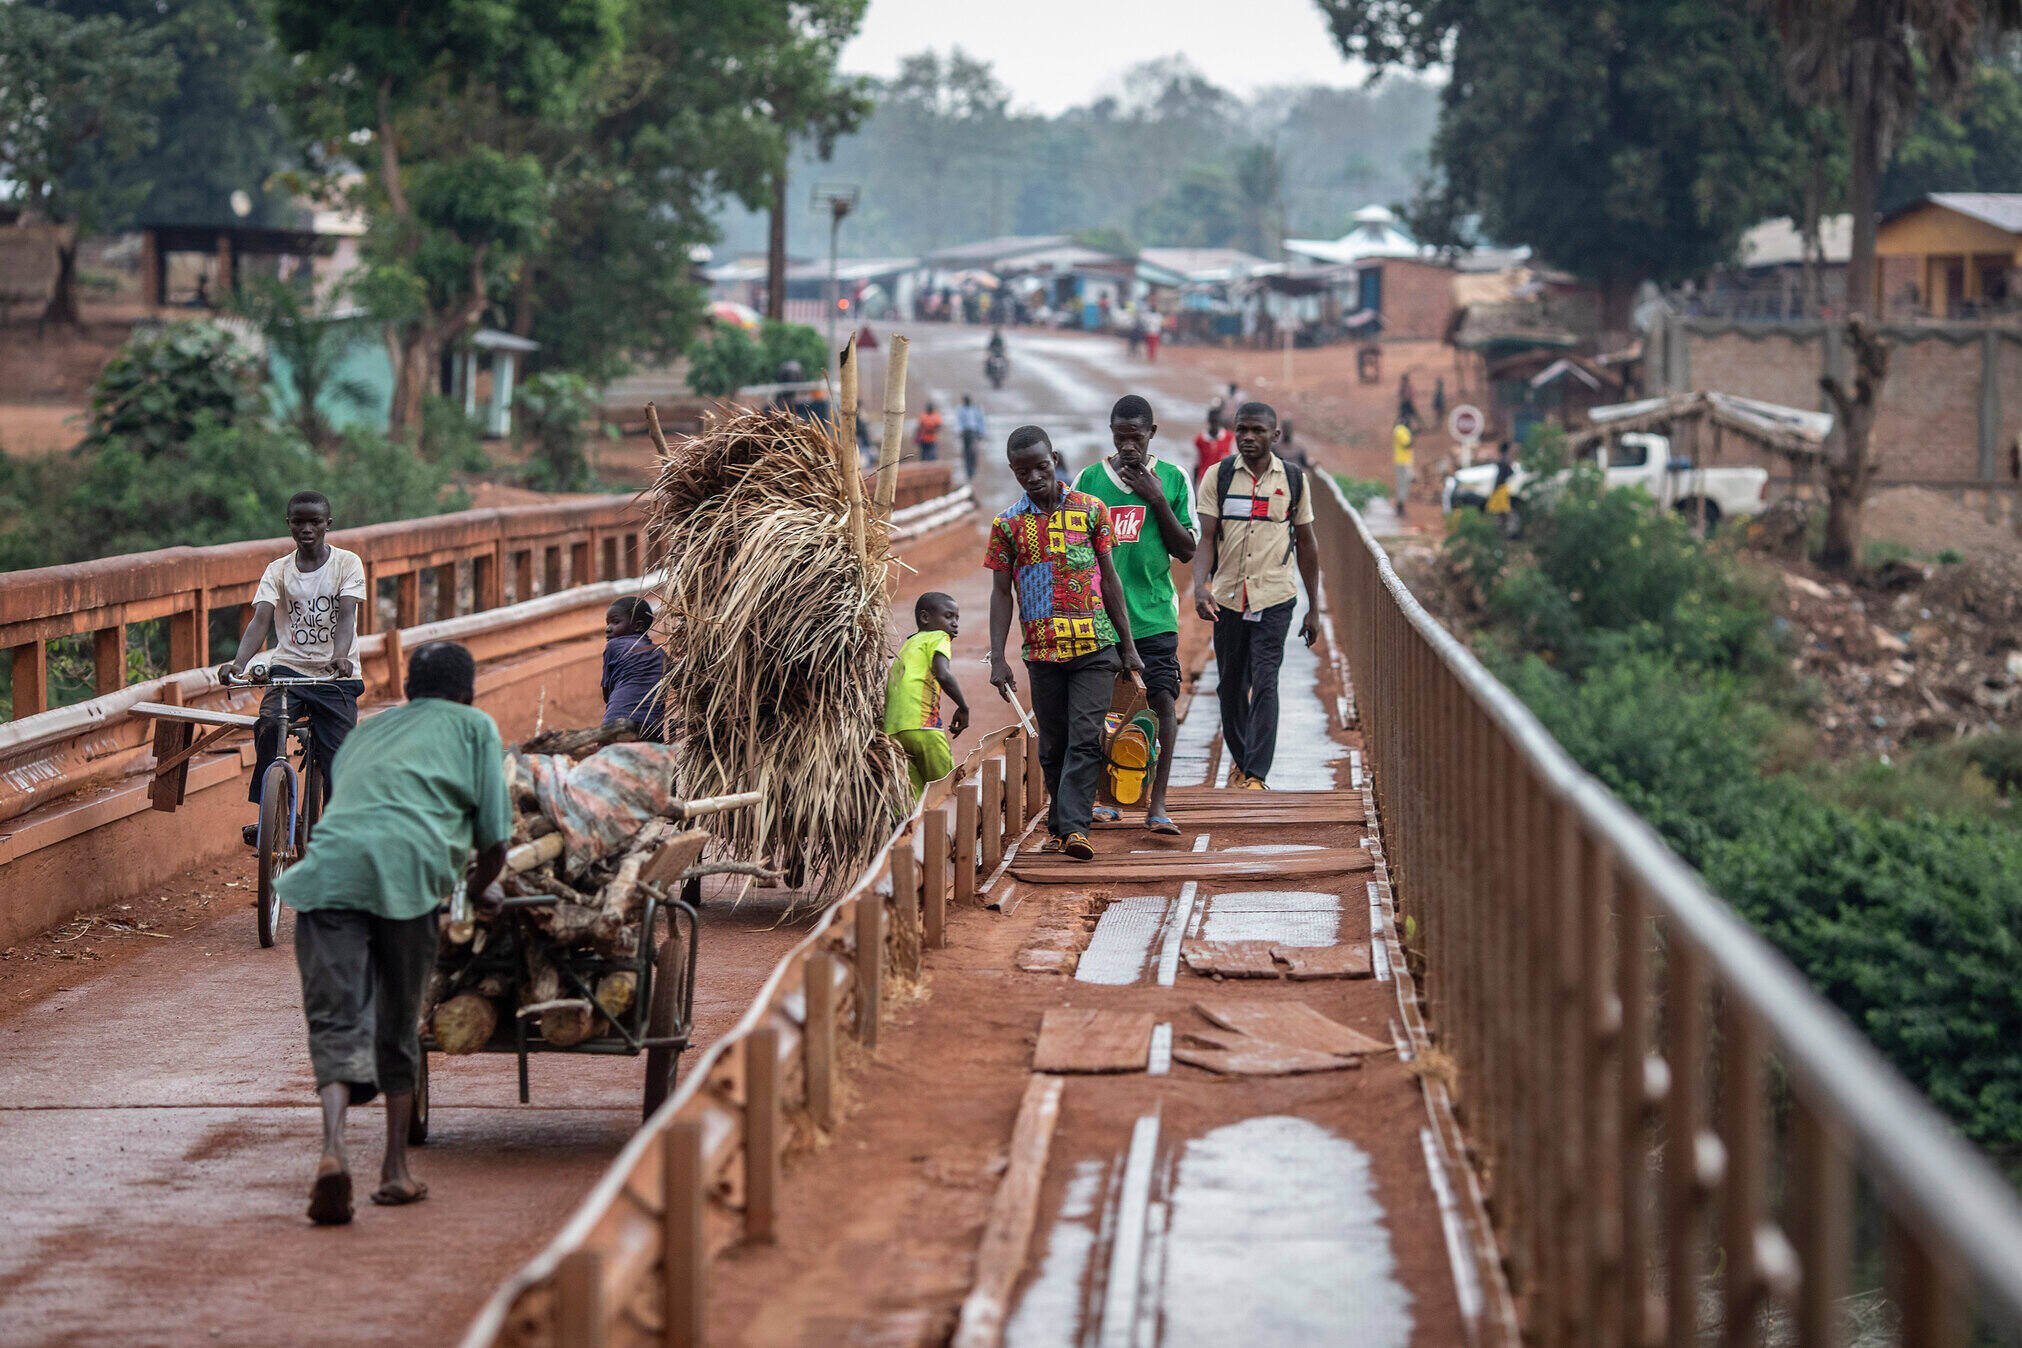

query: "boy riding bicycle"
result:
(220, 490), (368, 844)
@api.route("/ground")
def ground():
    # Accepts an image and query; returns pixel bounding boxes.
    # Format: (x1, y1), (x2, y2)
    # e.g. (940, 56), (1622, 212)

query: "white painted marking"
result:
(1147, 1023), (1172, 1076)
(1350, 748), (1364, 789)
(1390, 1020), (1413, 1062)
(1006, 1159), (1106, 1348)
(1195, 889), (1343, 945)
(1422, 1127), (1486, 1329)
(1369, 882), (1392, 982)
(1220, 842), (1325, 854)
(1159, 1117), (1413, 1346)
(1077, 896), (1167, 985)
(1213, 748), (1232, 789)
(1098, 1114), (1162, 1348)
(1134, 1198), (1170, 1348)
(1192, 834), (1211, 852)
(1155, 882), (1199, 987)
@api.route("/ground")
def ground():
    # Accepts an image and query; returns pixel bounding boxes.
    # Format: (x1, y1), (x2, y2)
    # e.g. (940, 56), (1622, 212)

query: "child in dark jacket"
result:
(601, 597), (669, 740)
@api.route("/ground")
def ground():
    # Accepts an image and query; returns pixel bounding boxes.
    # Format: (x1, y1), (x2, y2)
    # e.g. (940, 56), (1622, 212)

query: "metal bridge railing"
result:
(1313, 475), (2022, 1344)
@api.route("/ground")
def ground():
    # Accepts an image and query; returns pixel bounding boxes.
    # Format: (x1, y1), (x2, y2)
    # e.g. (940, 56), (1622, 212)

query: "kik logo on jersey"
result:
(1109, 504), (1147, 543)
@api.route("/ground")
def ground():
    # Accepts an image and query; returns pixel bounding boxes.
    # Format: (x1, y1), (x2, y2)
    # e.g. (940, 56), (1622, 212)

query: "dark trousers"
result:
(919, 437), (938, 462)
(960, 430), (981, 481)
(250, 664), (357, 803)
(295, 908), (439, 1105)
(1027, 645), (1121, 839)
(1212, 599), (1295, 782)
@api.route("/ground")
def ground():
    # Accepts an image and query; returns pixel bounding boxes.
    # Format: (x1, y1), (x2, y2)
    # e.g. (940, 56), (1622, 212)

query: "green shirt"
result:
(884, 629), (952, 732)
(277, 698), (512, 921)
(1073, 455), (1196, 639)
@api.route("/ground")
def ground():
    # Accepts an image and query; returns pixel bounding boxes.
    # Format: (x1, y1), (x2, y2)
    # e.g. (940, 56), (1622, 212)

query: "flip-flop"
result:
(307, 1167), (353, 1226)
(370, 1178), (429, 1207)
(1145, 815), (1181, 836)
(1092, 805), (1121, 823)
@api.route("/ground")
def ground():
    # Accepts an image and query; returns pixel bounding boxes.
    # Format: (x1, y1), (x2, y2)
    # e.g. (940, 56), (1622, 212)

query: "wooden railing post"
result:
(954, 783), (980, 907)
(93, 624), (126, 696)
(1003, 742), (1026, 836)
(432, 562), (457, 621)
(805, 953), (838, 1129)
(1025, 732), (1044, 828)
(555, 1247), (605, 1348)
(168, 595), (206, 670)
(661, 1119), (705, 1348)
(514, 550), (534, 604)
(395, 571), (420, 628)
(923, 808), (949, 949)
(744, 1024), (780, 1242)
(891, 844), (922, 977)
(854, 895), (882, 1047)
(981, 759), (1004, 874)
(9, 640), (47, 717)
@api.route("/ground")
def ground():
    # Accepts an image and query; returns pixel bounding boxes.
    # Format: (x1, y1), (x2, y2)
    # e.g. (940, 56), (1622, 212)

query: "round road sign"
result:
(1447, 403), (1485, 442)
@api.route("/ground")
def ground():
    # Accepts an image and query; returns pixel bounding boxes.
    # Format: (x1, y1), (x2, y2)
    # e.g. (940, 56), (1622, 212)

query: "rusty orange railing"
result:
(1312, 476), (2022, 1344)
(461, 726), (1043, 1348)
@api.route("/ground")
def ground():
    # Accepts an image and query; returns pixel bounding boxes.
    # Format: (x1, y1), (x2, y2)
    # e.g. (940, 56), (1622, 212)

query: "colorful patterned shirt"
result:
(985, 490), (1119, 662)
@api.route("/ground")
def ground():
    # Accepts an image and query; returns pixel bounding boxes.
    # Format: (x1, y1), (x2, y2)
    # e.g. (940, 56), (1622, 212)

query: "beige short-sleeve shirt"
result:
(1199, 454), (1315, 612)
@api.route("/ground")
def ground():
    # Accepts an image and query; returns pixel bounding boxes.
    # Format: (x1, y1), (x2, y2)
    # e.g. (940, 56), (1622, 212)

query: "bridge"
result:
(3, 328), (2021, 1346)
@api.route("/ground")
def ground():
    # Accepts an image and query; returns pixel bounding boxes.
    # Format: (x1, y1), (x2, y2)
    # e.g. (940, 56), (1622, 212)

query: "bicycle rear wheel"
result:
(299, 755), (325, 847)
(256, 762), (291, 949)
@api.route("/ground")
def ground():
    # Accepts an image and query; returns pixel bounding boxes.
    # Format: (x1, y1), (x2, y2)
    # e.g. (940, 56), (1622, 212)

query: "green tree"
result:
(273, 0), (622, 439)
(1318, 0), (1810, 327)
(1135, 165), (1246, 249)
(0, 5), (177, 323)
(230, 279), (373, 452)
(47, 0), (300, 230)
(1883, 52), (2022, 209)
(1759, 0), (2022, 571)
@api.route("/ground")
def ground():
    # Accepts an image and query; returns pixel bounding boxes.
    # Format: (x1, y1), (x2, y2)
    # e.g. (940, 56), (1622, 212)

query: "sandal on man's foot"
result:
(1037, 836), (1066, 854)
(307, 1165), (353, 1226)
(370, 1178), (429, 1207)
(1062, 833), (1095, 861)
(1092, 805), (1121, 823)
(1145, 814), (1181, 836)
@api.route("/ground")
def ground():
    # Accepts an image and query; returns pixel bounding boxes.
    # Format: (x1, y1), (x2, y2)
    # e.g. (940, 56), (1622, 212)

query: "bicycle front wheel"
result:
(256, 762), (292, 949)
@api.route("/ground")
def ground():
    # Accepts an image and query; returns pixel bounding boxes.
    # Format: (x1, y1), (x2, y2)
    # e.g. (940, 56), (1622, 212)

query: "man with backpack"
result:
(1191, 401), (1320, 790)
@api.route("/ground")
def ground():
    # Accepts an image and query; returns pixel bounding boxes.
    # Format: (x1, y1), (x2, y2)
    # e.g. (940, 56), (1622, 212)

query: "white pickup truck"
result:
(1441, 432), (1769, 530)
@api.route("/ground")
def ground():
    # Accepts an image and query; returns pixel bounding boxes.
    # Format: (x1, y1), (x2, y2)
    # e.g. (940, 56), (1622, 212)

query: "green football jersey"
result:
(1072, 455), (1196, 639)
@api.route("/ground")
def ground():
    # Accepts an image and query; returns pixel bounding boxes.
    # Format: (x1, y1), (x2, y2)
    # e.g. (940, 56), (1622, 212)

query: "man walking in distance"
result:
(955, 394), (986, 482)
(1074, 394), (1195, 833)
(278, 641), (510, 1223)
(1192, 402), (1320, 790)
(988, 425), (1143, 859)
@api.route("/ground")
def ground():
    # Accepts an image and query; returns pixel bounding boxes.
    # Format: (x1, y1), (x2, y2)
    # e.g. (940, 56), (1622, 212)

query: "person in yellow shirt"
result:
(1391, 419), (1414, 517)
(884, 593), (971, 796)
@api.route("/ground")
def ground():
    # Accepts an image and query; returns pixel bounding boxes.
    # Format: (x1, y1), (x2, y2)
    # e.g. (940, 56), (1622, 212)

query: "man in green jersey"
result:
(1073, 393), (1197, 833)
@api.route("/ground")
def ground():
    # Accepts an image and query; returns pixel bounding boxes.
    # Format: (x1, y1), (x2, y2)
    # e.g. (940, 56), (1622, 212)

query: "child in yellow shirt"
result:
(885, 592), (971, 795)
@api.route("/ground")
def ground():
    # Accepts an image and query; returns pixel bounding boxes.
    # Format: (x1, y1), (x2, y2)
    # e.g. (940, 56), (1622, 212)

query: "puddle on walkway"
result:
(1157, 1116), (1412, 1347)
(1006, 1159), (1107, 1348)
(1192, 890), (1342, 945)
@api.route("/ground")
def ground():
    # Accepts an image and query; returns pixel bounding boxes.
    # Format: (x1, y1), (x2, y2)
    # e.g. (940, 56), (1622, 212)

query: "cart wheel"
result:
(643, 916), (691, 1119)
(256, 763), (291, 949)
(409, 1051), (430, 1145)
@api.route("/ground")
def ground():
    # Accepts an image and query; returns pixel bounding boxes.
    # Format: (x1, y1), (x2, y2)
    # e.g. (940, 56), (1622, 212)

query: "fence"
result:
(462, 724), (1041, 1348)
(0, 497), (649, 722)
(1312, 476), (2022, 1343)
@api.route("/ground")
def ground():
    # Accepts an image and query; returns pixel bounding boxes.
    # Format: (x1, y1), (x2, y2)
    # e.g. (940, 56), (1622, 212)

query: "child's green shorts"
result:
(893, 728), (953, 796)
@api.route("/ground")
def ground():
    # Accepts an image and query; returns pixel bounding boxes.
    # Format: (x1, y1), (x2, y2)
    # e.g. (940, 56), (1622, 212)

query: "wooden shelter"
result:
(1569, 390), (1831, 472)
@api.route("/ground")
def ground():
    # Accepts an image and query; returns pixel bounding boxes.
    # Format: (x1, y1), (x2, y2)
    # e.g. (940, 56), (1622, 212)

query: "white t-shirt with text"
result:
(251, 547), (368, 678)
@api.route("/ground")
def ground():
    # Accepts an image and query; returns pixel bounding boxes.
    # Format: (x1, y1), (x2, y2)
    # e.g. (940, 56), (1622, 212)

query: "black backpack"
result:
(1214, 454), (1306, 563)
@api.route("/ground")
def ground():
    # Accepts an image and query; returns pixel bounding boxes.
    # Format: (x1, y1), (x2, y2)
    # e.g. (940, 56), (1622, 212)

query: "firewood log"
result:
(433, 993), (498, 1055)
(525, 947), (596, 1047)
(594, 971), (638, 1022)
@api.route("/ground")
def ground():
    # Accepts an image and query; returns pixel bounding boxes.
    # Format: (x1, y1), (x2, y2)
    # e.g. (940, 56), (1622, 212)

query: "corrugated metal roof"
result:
(1739, 214), (1852, 267)
(1925, 193), (2022, 234)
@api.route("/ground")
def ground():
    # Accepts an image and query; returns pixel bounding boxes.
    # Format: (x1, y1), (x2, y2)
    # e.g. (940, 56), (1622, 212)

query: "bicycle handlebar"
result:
(219, 668), (364, 696)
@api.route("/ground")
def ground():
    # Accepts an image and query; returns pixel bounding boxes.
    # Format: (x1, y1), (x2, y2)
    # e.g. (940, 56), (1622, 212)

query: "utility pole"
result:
(812, 183), (859, 382)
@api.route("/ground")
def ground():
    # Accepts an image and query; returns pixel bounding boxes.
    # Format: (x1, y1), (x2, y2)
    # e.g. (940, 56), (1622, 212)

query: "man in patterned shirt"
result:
(987, 425), (1143, 860)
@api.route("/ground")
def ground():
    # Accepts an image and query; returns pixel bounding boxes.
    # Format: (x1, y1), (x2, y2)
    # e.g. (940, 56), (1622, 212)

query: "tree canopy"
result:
(1319, 0), (1808, 318)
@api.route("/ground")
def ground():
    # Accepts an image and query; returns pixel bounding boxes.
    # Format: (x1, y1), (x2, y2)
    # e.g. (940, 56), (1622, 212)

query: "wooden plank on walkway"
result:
(1009, 848), (1373, 885)
(1276, 943), (1374, 980)
(1180, 939), (1282, 978)
(952, 1074), (1065, 1348)
(1172, 1035), (1363, 1077)
(1092, 800), (1364, 828)
(1192, 999), (1392, 1057)
(1033, 1009), (1156, 1073)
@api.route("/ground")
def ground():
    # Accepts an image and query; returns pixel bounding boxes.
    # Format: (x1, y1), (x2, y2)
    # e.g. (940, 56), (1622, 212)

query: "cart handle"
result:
(677, 790), (762, 819)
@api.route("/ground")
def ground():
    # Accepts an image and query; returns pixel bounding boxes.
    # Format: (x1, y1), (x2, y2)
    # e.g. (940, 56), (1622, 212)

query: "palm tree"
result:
(1762, 0), (2022, 569)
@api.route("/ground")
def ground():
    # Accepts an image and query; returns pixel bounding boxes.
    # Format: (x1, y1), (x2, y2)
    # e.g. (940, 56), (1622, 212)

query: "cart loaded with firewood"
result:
(411, 728), (769, 1139)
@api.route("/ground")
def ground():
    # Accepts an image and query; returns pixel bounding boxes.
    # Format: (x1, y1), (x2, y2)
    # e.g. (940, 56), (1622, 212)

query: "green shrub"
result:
(515, 371), (599, 492)
(87, 321), (261, 458)
(419, 394), (490, 472)
(1333, 473), (1388, 511)
(685, 320), (827, 397)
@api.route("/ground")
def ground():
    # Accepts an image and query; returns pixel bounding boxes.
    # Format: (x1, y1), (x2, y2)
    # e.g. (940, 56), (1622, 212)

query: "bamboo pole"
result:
(838, 337), (867, 562)
(876, 335), (911, 516)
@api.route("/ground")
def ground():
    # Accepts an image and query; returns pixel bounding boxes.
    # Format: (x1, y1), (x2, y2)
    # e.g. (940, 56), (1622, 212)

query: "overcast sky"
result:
(838, 0), (1372, 114)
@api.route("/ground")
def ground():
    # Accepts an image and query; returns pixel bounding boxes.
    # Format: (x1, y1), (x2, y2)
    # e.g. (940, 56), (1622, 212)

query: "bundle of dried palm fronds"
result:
(645, 407), (911, 902)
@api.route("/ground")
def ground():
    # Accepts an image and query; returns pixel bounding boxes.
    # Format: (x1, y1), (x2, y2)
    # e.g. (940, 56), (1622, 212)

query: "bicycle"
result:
(221, 670), (365, 947)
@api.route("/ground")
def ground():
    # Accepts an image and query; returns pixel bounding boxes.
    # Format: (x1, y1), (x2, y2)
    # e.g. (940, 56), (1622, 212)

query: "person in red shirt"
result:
(1193, 402), (1234, 479)
(915, 401), (943, 462)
